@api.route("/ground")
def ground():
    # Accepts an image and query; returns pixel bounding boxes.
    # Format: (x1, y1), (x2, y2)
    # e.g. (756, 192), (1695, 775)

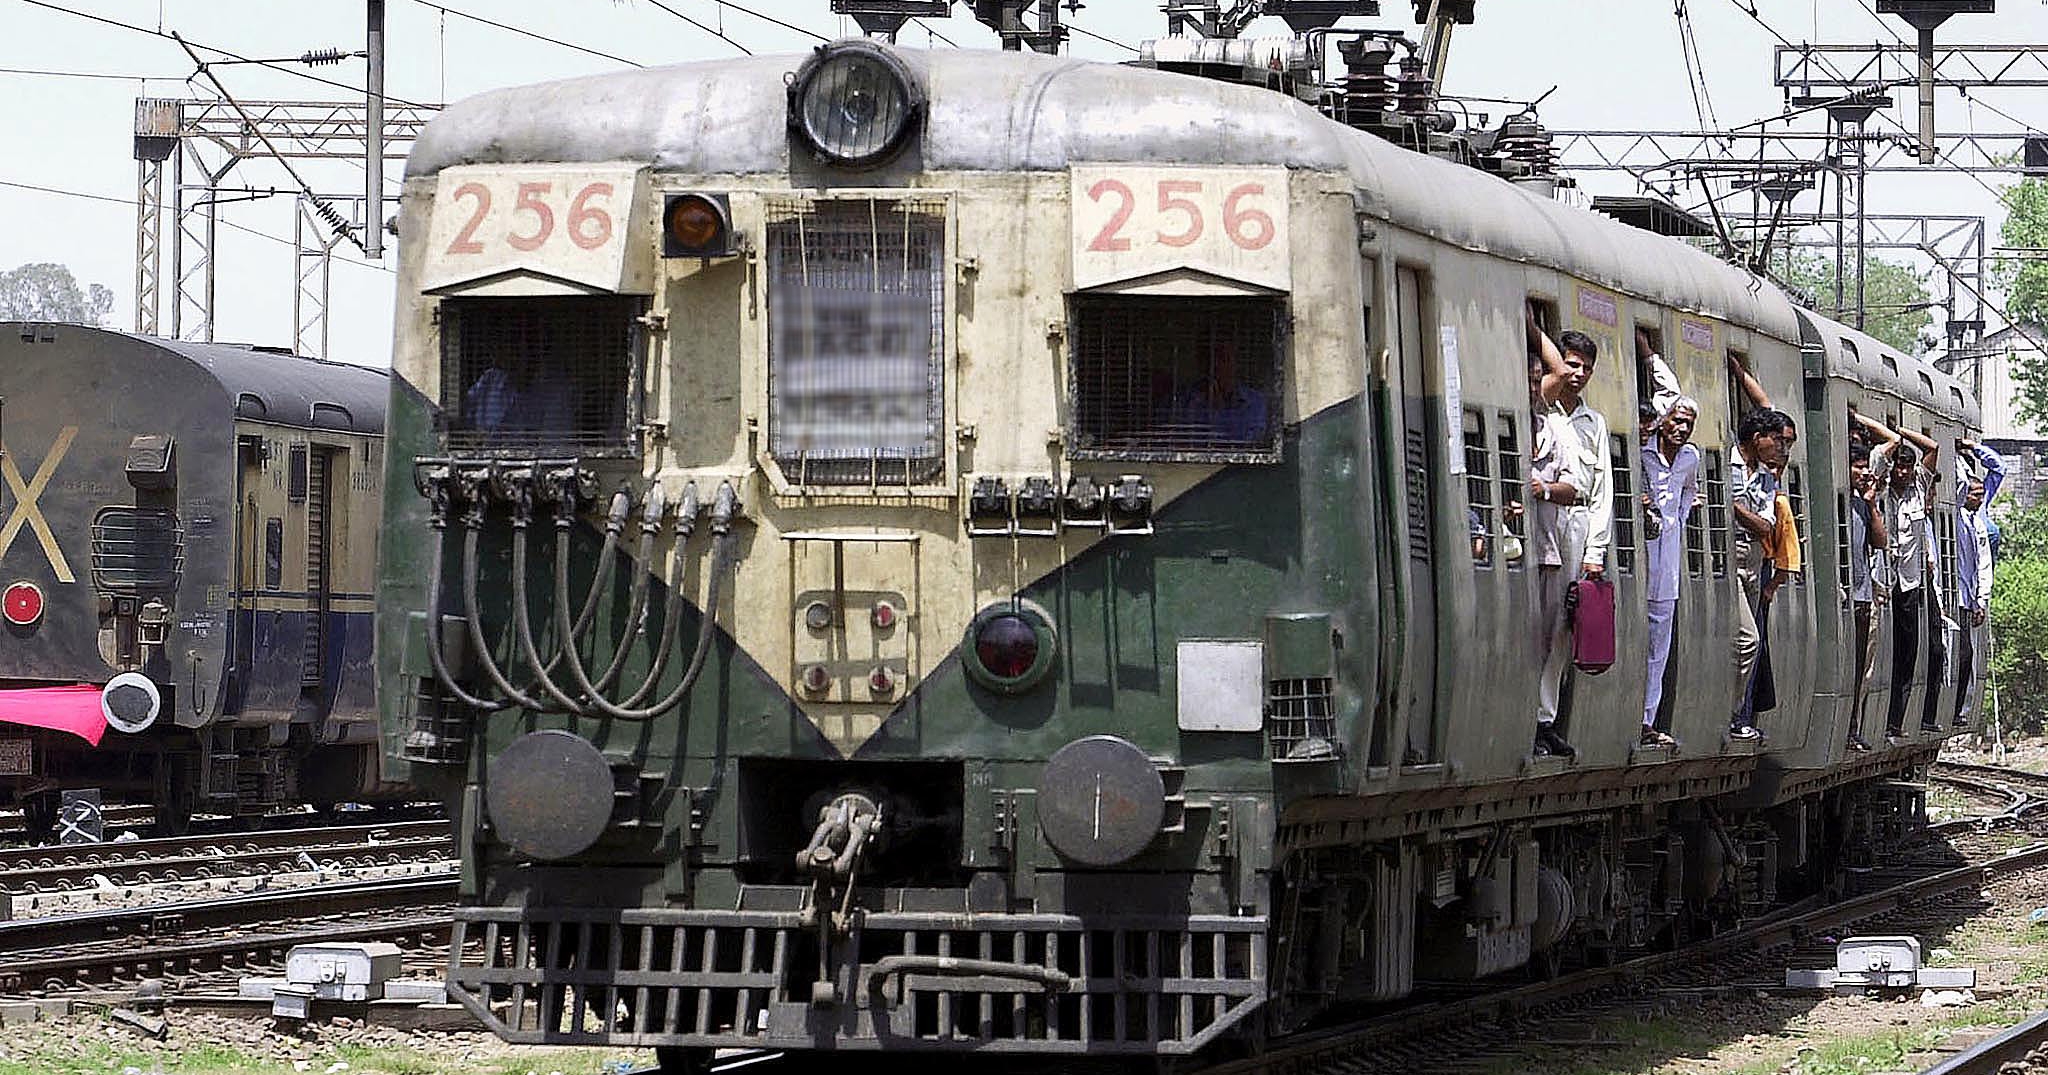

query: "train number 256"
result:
(445, 180), (616, 255)
(1083, 178), (1276, 253)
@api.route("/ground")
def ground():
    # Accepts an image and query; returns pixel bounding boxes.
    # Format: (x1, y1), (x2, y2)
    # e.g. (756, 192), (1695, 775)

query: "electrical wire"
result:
(1067, 22), (1137, 53)
(407, 0), (647, 67)
(0, 65), (165, 81)
(708, 0), (830, 42)
(1673, 1), (1722, 135)
(11, 0), (435, 107)
(1709, 1), (2045, 354)
(0, 177), (396, 274)
(643, 0), (755, 55)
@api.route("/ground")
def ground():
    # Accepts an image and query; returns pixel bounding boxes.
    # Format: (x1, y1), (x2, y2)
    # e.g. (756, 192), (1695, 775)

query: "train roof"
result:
(3, 324), (388, 434)
(408, 45), (1806, 346)
(1794, 309), (1978, 424)
(408, 44), (1969, 422)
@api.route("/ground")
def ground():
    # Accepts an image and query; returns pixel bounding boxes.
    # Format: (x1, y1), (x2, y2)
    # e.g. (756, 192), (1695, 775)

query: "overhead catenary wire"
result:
(11, 0), (435, 107)
(0, 178), (395, 275)
(642, 0), (756, 55)
(1067, 22), (1138, 53)
(407, 0), (648, 67)
(1721, 0), (2044, 355)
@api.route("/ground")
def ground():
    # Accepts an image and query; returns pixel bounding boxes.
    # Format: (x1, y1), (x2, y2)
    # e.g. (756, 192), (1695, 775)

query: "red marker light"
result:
(974, 614), (1039, 680)
(2, 582), (43, 627)
(871, 601), (897, 630)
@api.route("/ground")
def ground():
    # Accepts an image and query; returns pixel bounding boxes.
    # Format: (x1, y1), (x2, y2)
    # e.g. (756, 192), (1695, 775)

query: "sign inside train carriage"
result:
(1069, 166), (1290, 292)
(421, 166), (649, 294)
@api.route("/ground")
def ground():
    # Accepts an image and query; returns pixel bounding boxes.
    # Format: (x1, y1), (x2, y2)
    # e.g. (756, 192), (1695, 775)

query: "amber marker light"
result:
(662, 193), (734, 257)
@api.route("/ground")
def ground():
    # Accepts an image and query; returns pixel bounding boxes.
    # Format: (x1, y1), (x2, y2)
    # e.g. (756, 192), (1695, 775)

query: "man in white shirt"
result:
(1527, 309), (1613, 760)
(1639, 397), (1699, 749)
(1862, 418), (1944, 740)
(1953, 438), (2005, 727)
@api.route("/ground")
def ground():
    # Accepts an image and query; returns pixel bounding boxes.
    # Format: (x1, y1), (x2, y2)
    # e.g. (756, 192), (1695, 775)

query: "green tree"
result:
(0, 262), (113, 326)
(1990, 505), (2048, 732)
(1777, 249), (1935, 355)
(1995, 175), (2048, 430)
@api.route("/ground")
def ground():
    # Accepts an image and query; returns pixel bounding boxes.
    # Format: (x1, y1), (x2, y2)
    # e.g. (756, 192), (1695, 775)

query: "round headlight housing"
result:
(962, 601), (1058, 694)
(788, 41), (923, 167)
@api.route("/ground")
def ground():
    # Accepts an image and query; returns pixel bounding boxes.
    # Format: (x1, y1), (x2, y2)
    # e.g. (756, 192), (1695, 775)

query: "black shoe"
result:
(1534, 724), (1576, 759)
(1885, 727), (1905, 745)
(1846, 734), (1871, 753)
(1953, 716), (1971, 730)
(1728, 723), (1761, 741)
(1640, 726), (1677, 749)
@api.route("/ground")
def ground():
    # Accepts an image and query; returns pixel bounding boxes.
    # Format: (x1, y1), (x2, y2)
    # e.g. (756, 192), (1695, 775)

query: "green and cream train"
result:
(374, 39), (1980, 1068)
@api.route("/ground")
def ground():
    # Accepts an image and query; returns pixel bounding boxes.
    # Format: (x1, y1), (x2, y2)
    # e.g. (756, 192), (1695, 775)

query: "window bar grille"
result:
(1704, 448), (1728, 579)
(1463, 408), (1492, 567)
(1495, 412), (1523, 569)
(1609, 433), (1636, 574)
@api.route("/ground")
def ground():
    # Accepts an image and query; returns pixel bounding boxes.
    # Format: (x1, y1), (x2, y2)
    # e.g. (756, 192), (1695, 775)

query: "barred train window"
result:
(1463, 409), (1492, 567)
(1788, 465), (1808, 587)
(1609, 434), (1636, 574)
(439, 295), (639, 454)
(1494, 412), (1525, 570)
(1069, 294), (1283, 461)
(766, 198), (946, 486)
(1703, 448), (1729, 578)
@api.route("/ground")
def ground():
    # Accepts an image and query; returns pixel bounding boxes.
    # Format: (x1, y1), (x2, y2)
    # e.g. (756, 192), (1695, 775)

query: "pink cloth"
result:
(0, 685), (108, 746)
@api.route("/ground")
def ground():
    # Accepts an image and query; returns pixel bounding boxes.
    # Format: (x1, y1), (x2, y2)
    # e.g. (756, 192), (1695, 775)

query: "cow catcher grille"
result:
(447, 905), (1267, 1054)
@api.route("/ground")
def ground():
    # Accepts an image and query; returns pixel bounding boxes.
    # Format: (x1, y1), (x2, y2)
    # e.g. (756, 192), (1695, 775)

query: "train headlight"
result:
(787, 41), (923, 167)
(962, 601), (1057, 694)
(3, 581), (43, 627)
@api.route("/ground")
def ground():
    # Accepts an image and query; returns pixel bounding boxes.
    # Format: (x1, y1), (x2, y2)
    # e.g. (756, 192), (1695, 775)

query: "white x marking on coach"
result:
(0, 426), (79, 584)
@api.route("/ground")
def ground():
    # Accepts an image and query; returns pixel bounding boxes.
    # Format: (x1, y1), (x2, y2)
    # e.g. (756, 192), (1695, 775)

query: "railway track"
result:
(0, 820), (451, 895)
(1200, 767), (2048, 1075)
(0, 874), (457, 992)
(1920, 1009), (2048, 1074)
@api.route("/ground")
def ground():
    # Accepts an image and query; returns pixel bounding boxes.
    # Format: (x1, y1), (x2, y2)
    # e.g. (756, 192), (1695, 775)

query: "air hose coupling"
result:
(673, 481), (701, 542)
(710, 480), (742, 535)
(638, 481), (669, 536)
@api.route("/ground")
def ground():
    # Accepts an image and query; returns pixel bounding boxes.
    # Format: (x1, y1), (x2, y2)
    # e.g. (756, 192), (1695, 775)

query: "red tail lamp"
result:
(3, 582), (43, 627)
(962, 602), (1057, 694)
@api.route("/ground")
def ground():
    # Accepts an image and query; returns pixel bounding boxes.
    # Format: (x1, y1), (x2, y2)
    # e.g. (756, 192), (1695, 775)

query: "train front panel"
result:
(377, 43), (1377, 1056)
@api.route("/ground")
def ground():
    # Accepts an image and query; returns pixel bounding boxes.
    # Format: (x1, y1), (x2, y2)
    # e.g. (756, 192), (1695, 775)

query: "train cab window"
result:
(1703, 448), (1729, 578)
(765, 197), (947, 485)
(264, 518), (284, 590)
(1068, 294), (1284, 461)
(1609, 433), (1636, 575)
(439, 294), (640, 455)
(1494, 410), (1525, 570)
(1462, 408), (1492, 566)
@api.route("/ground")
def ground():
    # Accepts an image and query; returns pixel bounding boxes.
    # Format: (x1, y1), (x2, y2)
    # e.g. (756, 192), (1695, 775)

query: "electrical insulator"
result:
(299, 48), (349, 67)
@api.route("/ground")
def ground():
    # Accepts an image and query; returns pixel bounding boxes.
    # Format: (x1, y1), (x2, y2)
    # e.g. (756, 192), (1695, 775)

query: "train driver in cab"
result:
(1172, 336), (1270, 445)
(1526, 303), (1613, 760)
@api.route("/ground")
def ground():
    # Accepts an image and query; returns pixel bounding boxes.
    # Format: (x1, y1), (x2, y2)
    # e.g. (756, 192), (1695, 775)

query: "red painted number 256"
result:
(1085, 178), (1276, 253)
(446, 180), (615, 255)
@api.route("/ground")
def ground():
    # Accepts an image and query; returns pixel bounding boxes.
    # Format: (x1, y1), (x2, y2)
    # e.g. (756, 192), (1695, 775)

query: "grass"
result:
(0, 1028), (652, 1075)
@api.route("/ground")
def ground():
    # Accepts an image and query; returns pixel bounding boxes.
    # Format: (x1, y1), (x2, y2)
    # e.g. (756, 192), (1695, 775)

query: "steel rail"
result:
(1206, 843), (2048, 1075)
(1918, 1009), (2048, 1075)
(0, 874), (456, 953)
(0, 819), (448, 873)
(0, 831), (451, 894)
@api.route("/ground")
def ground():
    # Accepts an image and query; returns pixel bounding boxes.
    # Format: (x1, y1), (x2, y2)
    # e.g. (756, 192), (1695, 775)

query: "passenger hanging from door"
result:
(1725, 354), (1798, 743)
(1525, 301), (1612, 760)
(1953, 437), (2004, 730)
(1844, 408), (1891, 753)
(1638, 395), (1698, 751)
(1856, 411), (1945, 741)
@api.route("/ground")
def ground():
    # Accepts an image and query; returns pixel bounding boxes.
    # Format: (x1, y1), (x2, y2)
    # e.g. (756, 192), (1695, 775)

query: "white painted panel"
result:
(1176, 639), (1265, 732)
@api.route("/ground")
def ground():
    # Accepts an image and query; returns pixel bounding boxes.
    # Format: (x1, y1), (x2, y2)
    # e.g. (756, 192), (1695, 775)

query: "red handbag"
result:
(1567, 576), (1617, 675)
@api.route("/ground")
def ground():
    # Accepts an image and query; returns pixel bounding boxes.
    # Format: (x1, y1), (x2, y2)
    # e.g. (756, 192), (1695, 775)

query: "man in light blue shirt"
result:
(1952, 438), (2005, 728)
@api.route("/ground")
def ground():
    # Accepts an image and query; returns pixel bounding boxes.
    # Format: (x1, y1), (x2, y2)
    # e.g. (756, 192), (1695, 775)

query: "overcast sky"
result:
(2, 0), (2043, 366)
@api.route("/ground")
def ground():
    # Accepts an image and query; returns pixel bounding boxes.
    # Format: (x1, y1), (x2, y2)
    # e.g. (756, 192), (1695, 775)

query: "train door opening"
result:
(1394, 266), (1440, 765)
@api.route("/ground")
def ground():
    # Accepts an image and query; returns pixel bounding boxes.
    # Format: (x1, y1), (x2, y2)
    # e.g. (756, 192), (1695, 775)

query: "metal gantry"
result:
(130, 98), (437, 353)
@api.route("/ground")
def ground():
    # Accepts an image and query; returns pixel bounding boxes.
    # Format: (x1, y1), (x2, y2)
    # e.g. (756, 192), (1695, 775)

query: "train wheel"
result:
(653, 1047), (709, 1074)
